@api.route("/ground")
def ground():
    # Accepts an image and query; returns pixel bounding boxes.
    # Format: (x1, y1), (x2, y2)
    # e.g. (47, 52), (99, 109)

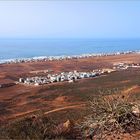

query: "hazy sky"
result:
(0, 1), (140, 39)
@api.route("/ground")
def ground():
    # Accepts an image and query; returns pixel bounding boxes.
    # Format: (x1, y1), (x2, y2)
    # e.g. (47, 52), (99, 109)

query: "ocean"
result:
(0, 38), (140, 61)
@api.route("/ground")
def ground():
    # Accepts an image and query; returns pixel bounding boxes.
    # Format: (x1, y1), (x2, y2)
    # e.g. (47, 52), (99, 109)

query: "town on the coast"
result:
(18, 62), (140, 86)
(0, 51), (140, 88)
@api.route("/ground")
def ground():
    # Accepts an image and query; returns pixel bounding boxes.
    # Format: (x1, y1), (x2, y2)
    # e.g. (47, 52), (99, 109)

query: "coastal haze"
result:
(0, 1), (140, 140)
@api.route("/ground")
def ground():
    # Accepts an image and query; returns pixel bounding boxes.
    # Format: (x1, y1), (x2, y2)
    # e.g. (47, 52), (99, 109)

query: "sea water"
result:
(0, 38), (140, 61)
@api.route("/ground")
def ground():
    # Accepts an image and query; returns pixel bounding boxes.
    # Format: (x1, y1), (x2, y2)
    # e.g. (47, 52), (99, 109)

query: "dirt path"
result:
(44, 104), (85, 115)
(7, 109), (41, 120)
(7, 104), (85, 121)
(106, 85), (139, 100)
(123, 85), (138, 94)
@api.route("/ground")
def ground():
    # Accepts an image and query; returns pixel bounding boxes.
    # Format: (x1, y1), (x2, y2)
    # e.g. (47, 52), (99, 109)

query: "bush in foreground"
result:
(78, 96), (140, 139)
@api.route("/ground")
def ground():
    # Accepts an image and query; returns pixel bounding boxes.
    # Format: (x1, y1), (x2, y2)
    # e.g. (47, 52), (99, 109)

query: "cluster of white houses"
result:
(113, 63), (140, 70)
(19, 70), (106, 86)
(18, 62), (140, 86)
(0, 62), (139, 88)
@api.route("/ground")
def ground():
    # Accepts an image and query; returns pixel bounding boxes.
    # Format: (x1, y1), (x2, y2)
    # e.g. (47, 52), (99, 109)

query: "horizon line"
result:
(0, 37), (140, 40)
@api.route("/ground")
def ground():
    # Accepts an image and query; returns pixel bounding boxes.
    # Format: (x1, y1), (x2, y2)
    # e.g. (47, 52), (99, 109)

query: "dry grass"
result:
(78, 96), (140, 139)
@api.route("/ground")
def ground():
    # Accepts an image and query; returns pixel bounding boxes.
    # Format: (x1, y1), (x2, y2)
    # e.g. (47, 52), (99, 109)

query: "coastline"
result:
(0, 50), (140, 64)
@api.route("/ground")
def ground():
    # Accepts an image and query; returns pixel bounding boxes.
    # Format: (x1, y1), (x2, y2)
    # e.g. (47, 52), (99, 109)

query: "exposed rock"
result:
(53, 120), (72, 136)
(132, 105), (140, 117)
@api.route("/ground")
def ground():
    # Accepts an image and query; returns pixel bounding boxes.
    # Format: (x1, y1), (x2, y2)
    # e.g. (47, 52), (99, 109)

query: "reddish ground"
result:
(0, 53), (140, 140)
(0, 53), (140, 84)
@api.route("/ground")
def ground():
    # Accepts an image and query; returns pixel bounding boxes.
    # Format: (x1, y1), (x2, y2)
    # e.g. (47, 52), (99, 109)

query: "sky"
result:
(0, 1), (140, 39)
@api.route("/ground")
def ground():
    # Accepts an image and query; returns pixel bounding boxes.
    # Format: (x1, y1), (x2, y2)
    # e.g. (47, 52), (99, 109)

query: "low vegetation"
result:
(79, 96), (140, 139)
(0, 88), (140, 139)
